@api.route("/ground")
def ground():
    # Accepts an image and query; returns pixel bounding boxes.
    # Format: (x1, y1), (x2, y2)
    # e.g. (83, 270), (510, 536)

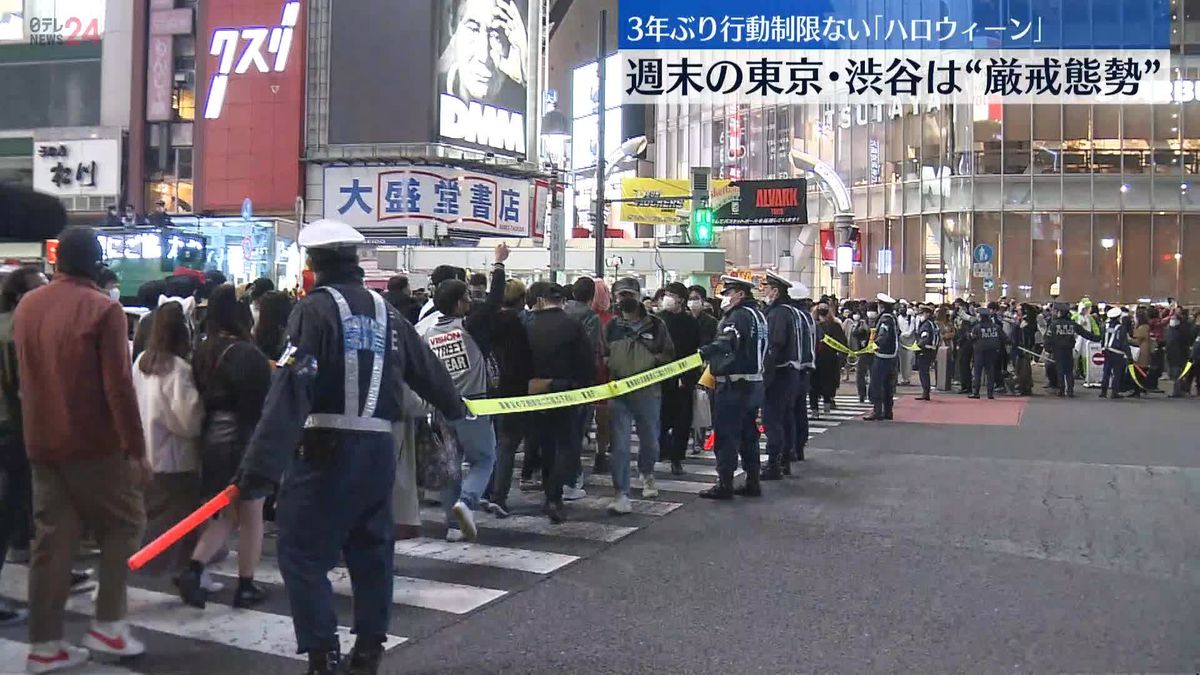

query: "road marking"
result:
(0, 637), (144, 674)
(420, 507), (638, 543)
(392, 538), (579, 575)
(0, 566), (407, 661)
(207, 558), (505, 615)
(505, 491), (682, 516)
(583, 473), (714, 494)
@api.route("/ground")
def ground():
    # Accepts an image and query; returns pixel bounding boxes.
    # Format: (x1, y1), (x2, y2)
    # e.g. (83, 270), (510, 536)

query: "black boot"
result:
(233, 577), (268, 609)
(174, 562), (207, 609)
(544, 499), (565, 523)
(344, 637), (385, 675)
(303, 647), (340, 675)
(760, 460), (782, 481)
(733, 477), (762, 497)
(699, 476), (734, 500)
(780, 459), (791, 476)
(670, 460), (685, 476)
(593, 453), (609, 474)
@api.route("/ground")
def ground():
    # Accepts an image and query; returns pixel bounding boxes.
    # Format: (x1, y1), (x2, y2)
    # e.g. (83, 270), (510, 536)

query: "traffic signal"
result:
(690, 207), (715, 245)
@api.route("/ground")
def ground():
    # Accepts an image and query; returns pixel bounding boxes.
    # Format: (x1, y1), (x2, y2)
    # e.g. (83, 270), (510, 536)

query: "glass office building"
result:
(651, 5), (1200, 303)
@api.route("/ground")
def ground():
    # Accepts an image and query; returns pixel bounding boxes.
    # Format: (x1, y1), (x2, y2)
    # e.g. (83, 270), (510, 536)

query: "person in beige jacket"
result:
(131, 300), (204, 577)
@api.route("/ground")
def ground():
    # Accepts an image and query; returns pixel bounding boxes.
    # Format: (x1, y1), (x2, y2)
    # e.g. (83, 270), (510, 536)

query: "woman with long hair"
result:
(252, 290), (293, 361)
(176, 284), (272, 609)
(132, 301), (204, 576)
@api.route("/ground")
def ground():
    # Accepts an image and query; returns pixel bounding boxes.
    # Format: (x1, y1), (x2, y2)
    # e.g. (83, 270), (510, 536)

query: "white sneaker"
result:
(200, 569), (225, 593)
(26, 642), (88, 673)
(641, 475), (659, 499)
(81, 621), (145, 657)
(451, 500), (478, 540)
(561, 485), (587, 501)
(608, 494), (632, 515)
(445, 528), (465, 543)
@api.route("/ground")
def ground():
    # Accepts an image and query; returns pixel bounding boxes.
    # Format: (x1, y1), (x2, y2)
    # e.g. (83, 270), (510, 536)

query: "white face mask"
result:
(867, 311), (878, 320)
(108, 287), (120, 302)
(720, 294), (733, 310)
(1170, 318), (1180, 327)
(661, 296), (679, 312)
(688, 299), (703, 312)
(852, 313), (860, 321)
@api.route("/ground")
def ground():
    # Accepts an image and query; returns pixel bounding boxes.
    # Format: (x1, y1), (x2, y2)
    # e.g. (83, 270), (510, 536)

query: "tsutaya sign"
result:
(439, 94), (525, 154)
(203, 0), (300, 119)
(822, 101), (940, 131)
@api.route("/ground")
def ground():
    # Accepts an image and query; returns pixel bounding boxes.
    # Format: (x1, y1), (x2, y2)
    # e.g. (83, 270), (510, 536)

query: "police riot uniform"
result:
(867, 308), (899, 420)
(238, 236), (465, 670)
(1100, 314), (1133, 398)
(969, 315), (1005, 398)
(699, 292), (768, 497)
(914, 314), (940, 399)
(762, 293), (802, 479)
(1045, 308), (1097, 396)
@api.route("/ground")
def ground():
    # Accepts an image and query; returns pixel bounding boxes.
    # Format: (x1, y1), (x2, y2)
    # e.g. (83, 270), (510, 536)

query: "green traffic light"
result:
(691, 207), (714, 245)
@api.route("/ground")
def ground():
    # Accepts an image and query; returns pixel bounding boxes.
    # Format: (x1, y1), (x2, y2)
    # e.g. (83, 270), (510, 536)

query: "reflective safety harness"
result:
(303, 287), (393, 434)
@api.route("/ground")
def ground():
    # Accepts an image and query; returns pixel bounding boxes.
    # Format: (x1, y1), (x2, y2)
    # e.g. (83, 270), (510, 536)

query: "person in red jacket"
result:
(15, 227), (150, 672)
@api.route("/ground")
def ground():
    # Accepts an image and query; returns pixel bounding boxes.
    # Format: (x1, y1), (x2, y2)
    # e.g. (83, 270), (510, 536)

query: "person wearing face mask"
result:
(97, 267), (121, 304)
(1165, 309), (1196, 397)
(953, 301), (976, 395)
(808, 300), (842, 449)
(758, 273), (803, 481)
(603, 278), (674, 513)
(1044, 302), (1098, 397)
(914, 304), (939, 401)
(840, 305), (857, 382)
(687, 285), (718, 345)
(1012, 304), (1039, 396)
(863, 293), (899, 420)
(698, 276), (768, 499)
(849, 305), (875, 405)
(1099, 307), (1134, 399)
(656, 283), (699, 477)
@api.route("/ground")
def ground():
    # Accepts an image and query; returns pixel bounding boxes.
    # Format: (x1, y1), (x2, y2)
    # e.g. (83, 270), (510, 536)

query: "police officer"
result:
(698, 275), (768, 499)
(969, 307), (1006, 399)
(864, 293), (898, 421)
(235, 220), (467, 675)
(790, 286), (817, 465)
(1044, 302), (1098, 397)
(1100, 306), (1134, 399)
(914, 303), (939, 400)
(760, 272), (800, 480)
(849, 306), (875, 405)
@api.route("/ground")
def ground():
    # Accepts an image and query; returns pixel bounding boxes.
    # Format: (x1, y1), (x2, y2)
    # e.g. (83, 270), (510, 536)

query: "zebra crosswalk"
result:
(0, 396), (866, 673)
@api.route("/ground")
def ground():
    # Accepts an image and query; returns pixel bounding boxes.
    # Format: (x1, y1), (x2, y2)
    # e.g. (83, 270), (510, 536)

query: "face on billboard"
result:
(439, 0), (526, 110)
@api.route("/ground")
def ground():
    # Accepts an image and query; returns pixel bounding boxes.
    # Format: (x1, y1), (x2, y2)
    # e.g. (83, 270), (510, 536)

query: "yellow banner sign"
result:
(619, 178), (734, 225)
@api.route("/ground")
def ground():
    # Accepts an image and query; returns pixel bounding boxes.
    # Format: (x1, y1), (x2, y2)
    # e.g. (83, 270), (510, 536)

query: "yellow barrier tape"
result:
(1127, 364), (1146, 390)
(822, 335), (876, 357)
(464, 353), (704, 416)
(1181, 361), (1194, 381)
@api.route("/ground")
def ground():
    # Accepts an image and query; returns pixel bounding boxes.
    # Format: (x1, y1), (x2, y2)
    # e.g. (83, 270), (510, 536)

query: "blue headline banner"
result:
(618, 0), (1172, 51)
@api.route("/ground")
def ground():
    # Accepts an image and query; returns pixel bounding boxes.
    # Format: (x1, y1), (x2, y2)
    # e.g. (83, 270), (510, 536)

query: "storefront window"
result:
(1001, 213), (1032, 292)
(1094, 213), (1121, 300)
(1122, 213), (1153, 301)
(972, 212), (1001, 297)
(1182, 215), (1200, 299)
(1002, 105), (1031, 175)
(1031, 213), (1062, 301)
(1183, 102), (1200, 174)
(1093, 106), (1122, 174)
(1123, 106), (1154, 175)
(975, 106), (1002, 175)
(1032, 105), (1061, 174)
(1062, 105), (1091, 174)
(1152, 213), (1182, 299)
(1060, 213), (1092, 300)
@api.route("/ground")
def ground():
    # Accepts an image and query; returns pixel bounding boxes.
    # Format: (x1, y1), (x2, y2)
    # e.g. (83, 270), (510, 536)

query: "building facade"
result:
(651, 9), (1200, 304)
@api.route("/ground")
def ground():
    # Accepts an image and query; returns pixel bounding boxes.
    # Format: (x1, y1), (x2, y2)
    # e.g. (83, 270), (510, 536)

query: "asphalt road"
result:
(391, 389), (1200, 674)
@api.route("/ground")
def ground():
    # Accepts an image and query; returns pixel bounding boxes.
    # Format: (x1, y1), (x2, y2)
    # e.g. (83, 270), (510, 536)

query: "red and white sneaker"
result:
(81, 621), (145, 657)
(25, 642), (88, 673)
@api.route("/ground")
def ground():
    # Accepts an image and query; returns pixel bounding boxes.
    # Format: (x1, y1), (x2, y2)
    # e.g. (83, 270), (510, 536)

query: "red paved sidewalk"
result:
(885, 393), (1027, 426)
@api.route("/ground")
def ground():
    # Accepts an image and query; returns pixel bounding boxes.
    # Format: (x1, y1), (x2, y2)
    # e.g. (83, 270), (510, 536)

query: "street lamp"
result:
(541, 109), (570, 283)
(592, 134), (649, 277)
(1100, 237), (1116, 250)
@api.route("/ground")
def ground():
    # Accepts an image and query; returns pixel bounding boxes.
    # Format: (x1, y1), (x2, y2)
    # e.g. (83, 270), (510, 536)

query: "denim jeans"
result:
(608, 388), (662, 496)
(485, 413), (525, 509)
(442, 416), (496, 526)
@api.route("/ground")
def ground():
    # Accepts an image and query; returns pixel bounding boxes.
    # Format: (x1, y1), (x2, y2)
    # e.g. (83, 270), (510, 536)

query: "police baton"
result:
(1016, 345), (1053, 364)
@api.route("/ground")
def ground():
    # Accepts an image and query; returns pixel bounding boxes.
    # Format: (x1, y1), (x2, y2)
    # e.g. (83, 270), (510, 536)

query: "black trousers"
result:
(1101, 352), (1127, 396)
(486, 413), (526, 508)
(0, 432), (30, 576)
(972, 349), (998, 396)
(855, 354), (873, 402)
(659, 382), (694, 463)
(956, 346), (973, 392)
(535, 407), (580, 504)
(763, 369), (799, 467)
(869, 357), (896, 417)
(794, 371), (811, 459)
(915, 350), (934, 395)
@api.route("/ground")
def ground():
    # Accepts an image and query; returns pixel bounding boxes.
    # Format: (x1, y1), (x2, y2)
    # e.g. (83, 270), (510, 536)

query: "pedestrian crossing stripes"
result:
(391, 538), (579, 575)
(0, 637), (143, 674)
(0, 565), (408, 662)
(418, 507), (639, 543)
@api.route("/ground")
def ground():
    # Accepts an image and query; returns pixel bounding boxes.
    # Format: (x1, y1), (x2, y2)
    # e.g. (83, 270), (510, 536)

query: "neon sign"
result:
(203, 1), (299, 120)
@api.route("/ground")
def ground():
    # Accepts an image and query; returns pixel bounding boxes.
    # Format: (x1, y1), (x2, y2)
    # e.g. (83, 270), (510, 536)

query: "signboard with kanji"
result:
(31, 138), (120, 198)
(323, 165), (533, 237)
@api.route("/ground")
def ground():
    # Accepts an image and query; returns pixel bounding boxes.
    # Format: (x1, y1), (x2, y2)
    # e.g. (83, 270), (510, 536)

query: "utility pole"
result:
(592, 9), (607, 278)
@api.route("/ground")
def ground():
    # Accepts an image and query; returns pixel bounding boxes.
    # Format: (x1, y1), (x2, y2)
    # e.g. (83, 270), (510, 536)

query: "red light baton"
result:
(127, 485), (238, 571)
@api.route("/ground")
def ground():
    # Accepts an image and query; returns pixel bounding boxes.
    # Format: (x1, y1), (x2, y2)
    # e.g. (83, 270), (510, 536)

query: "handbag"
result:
(691, 388), (712, 430)
(414, 413), (460, 491)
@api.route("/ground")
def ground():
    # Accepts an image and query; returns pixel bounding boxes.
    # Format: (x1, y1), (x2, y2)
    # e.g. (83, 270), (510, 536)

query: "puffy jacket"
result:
(604, 309), (675, 382)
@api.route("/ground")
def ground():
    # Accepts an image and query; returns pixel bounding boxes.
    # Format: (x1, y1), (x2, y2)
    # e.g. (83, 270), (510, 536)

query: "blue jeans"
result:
(442, 416), (496, 526)
(608, 389), (662, 495)
(276, 432), (396, 654)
